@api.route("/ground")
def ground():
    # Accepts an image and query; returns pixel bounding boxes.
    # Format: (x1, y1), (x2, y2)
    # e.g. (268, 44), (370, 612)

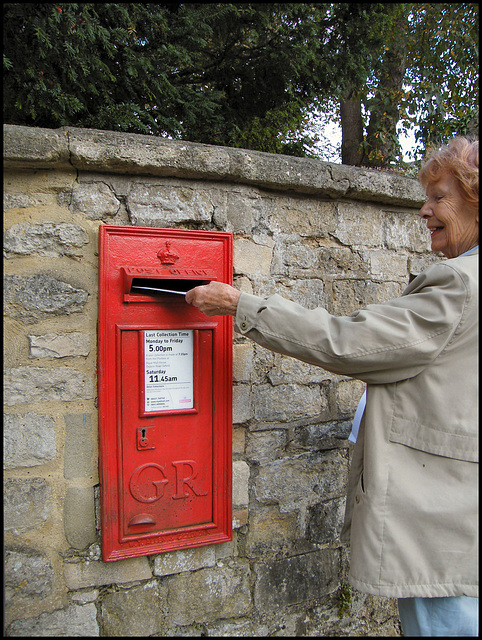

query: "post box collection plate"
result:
(98, 226), (233, 561)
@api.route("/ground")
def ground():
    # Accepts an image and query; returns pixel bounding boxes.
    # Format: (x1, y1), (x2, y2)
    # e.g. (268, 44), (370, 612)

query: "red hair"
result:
(419, 137), (479, 207)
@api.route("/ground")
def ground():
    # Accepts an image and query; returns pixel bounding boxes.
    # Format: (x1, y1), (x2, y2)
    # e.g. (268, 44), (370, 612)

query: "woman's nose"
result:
(419, 200), (431, 219)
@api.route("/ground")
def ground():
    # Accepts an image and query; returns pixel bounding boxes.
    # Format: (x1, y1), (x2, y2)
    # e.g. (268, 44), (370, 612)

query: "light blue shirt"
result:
(349, 390), (366, 443)
(460, 245), (478, 257)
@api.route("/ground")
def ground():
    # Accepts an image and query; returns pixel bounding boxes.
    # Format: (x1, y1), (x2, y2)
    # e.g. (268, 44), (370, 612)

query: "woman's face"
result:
(419, 172), (479, 258)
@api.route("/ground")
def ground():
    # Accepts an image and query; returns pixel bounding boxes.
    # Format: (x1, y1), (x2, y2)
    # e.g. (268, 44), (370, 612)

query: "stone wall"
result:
(4, 124), (434, 636)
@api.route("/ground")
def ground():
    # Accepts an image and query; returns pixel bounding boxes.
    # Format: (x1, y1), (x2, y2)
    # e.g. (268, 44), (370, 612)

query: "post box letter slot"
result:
(130, 278), (211, 296)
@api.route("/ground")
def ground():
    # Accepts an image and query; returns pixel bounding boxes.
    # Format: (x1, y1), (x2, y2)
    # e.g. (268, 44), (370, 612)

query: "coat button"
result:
(240, 321), (248, 331)
(355, 496), (360, 504)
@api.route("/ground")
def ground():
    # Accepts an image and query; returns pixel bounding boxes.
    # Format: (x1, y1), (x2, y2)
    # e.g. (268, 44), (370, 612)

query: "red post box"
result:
(98, 225), (232, 561)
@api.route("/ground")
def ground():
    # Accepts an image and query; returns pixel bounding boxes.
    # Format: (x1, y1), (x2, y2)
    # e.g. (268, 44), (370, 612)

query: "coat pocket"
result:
(389, 416), (478, 463)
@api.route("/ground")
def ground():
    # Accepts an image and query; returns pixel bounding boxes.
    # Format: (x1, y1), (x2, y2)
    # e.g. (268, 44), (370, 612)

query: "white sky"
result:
(313, 118), (418, 164)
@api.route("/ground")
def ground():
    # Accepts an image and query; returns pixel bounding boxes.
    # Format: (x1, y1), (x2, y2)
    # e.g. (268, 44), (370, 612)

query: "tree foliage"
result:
(404, 3), (479, 154)
(3, 3), (478, 167)
(2, 3), (390, 155)
(357, 2), (479, 167)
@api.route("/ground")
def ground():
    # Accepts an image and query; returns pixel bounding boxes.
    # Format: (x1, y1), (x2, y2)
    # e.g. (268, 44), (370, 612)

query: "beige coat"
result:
(235, 251), (478, 598)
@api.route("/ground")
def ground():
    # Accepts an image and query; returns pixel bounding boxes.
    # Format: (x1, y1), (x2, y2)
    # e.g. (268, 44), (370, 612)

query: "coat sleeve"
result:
(234, 262), (470, 384)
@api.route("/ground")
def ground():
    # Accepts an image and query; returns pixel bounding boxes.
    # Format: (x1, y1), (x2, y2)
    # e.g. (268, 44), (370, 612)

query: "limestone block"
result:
(29, 332), (90, 358)
(63, 414), (95, 479)
(244, 506), (299, 557)
(153, 546), (216, 577)
(4, 548), (54, 605)
(126, 182), (214, 226)
(254, 449), (348, 512)
(360, 248), (407, 279)
(271, 199), (338, 236)
(3, 223), (88, 258)
(291, 421), (353, 450)
(235, 275), (254, 295)
(335, 379), (366, 416)
(3, 193), (37, 211)
(4, 367), (93, 406)
(233, 151), (344, 197)
(167, 560), (252, 625)
(4, 478), (51, 533)
(314, 245), (367, 278)
(3, 412), (56, 469)
(253, 549), (340, 609)
(306, 497), (347, 545)
(68, 126), (230, 178)
(253, 383), (328, 422)
(232, 509), (249, 529)
(215, 537), (238, 560)
(3, 125), (70, 169)
(280, 278), (326, 309)
(64, 556), (152, 590)
(101, 581), (169, 637)
(207, 618), (270, 637)
(272, 237), (318, 276)
(375, 280), (404, 302)
(408, 252), (441, 275)
(69, 182), (120, 219)
(6, 603), (99, 637)
(4, 274), (88, 324)
(383, 210), (429, 252)
(333, 163), (425, 206)
(225, 187), (274, 233)
(245, 429), (288, 464)
(268, 354), (329, 386)
(77, 171), (133, 196)
(334, 202), (384, 247)
(232, 460), (250, 507)
(64, 487), (97, 550)
(233, 342), (254, 381)
(232, 384), (252, 424)
(70, 589), (99, 605)
(232, 426), (245, 454)
(234, 237), (273, 276)
(331, 279), (380, 315)
(250, 343), (275, 384)
(332, 279), (404, 316)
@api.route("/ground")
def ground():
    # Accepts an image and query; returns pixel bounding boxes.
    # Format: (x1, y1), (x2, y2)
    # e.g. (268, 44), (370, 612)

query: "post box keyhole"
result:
(137, 426), (155, 451)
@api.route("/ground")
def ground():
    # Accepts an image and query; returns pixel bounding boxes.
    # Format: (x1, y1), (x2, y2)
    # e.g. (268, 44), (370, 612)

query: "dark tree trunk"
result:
(364, 16), (408, 167)
(340, 95), (364, 166)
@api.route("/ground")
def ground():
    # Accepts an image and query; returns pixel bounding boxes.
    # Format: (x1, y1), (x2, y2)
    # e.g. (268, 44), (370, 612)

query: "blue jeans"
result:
(398, 596), (479, 637)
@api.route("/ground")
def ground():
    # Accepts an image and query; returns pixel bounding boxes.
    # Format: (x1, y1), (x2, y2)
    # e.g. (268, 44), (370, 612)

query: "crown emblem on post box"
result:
(157, 241), (180, 265)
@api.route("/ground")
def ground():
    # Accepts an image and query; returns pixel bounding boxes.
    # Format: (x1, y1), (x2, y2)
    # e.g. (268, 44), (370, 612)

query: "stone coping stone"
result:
(4, 124), (425, 206)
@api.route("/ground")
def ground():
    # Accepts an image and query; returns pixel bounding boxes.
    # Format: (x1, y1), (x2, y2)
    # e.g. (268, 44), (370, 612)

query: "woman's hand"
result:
(185, 281), (241, 317)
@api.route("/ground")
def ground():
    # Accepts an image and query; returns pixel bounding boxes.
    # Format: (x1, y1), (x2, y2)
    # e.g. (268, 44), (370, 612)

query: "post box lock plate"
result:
(137, 426), (155, 450)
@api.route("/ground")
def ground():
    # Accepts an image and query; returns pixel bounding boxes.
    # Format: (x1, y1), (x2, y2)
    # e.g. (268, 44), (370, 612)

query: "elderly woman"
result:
(186, 136), (478, 636)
